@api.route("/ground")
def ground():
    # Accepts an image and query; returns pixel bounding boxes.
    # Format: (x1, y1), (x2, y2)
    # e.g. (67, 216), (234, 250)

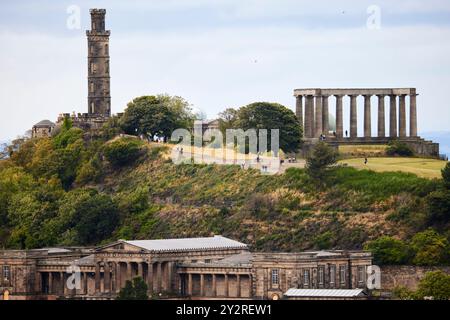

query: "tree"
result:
(416, 271), (450, 300)
(305, 142), (338, 187)
(103, 138), (143, 167)
(117, 277), (148, 300)
(426, 190), (450, 226)
(120, 95), (192, 138)
(218, 108), (239, 133)
(364, 236), (411, 265)
(410, 229), (450, 266)
(235, 102), (302, 153)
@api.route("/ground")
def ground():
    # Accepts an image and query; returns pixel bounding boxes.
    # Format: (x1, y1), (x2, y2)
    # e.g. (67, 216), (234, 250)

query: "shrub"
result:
(117, 277), (148, 300)
(386, 140), (414, 157)
(416, 271), (450, 300)
(364, 236), (411, 265)
(305, 142), (338, 187)
(103, 138), (143, 167)
(410, 229), (450, 266)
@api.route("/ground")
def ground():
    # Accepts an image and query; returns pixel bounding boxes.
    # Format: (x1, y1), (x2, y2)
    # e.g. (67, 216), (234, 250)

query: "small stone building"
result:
(0, 235), (373, 300)
(31, 120), (55, 138)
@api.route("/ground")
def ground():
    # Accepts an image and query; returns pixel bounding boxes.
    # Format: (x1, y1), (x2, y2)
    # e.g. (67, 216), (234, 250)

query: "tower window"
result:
(105, 44), (109, 55)
(90, 82), (94, 93)
(90, 63), (97, 74)
(91, 102), (95, 113)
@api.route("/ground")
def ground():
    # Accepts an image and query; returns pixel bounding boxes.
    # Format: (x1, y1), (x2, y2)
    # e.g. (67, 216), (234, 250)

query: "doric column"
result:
(389, 95), (397, 137)
(399, 94), (406, 137)
(138, 262), (143, 278)
(60, 272), (65, 295)
(83, 272), (88, 295)
(236, 274), (241, 298)
(322, 95), (329, 135)
(295, 95), (303, 128)
(314, 95), (323, 137)
(147, 262), (153, 295)
(126, 262), (132, 281)
(377, 95), (385, 137)
(224, 274), (229, 297)
(187, 273), (193, 296)
(48, 272), (53, 294)
(156, 262), (162, 293)
(305, 95), (314, 138)
(335, 95), (343, 138)
(167, 262), (173, 292)
(111, 262), (116, 293)
(104, 262), (110, 293)
(350, 95), (358, 138)
(364, 95), (371, 138)
(116, 262), (122, 292)
(95, 263), (101, 293)
(212, 274), (217, 297)
(410, 93), (417, 137)
(200, 274), (205, 296)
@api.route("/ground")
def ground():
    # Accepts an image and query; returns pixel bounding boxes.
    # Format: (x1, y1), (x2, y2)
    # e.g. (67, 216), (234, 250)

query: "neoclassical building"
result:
(0, 236), (372, 300)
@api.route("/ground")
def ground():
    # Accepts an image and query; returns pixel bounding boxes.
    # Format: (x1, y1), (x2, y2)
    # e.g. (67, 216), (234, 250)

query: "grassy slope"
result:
(94, 144), (440, 252)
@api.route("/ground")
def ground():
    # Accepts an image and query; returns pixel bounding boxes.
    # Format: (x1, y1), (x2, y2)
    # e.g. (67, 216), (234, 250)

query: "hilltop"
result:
(1, 124), (449, 267)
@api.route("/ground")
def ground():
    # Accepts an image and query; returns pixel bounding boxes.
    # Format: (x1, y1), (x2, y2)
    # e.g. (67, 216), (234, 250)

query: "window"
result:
(90, 63), (97, 74)
(330, 265), (336, 284)
(358, 266), (365, 284)
(318, 266), (324, 285)
(90, 82), (94, 93)
(105, 60), (109, 73)
(340, 265), (346, 284)
(3, 266), (10, 282)
(303, 269), (310, 286)
(91, 102), (95, 114)
(271, 269), (279, 285)
(105, 44), (109, 55)
(204, 259), (211, 264)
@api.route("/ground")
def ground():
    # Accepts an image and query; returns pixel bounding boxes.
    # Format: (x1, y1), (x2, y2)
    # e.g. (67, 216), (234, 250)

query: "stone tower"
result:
(87, 9), (111, 117)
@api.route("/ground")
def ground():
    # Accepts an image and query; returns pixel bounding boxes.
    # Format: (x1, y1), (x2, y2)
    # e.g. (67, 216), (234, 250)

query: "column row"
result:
(295, 94), (418, 139)
(182, 273), (251, 298)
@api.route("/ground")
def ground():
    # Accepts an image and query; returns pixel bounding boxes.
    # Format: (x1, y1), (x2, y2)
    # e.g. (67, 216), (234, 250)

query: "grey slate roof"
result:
(284, 288), (366, 298)
(124, 235), (247, 252)
(34, 119), (55, 127)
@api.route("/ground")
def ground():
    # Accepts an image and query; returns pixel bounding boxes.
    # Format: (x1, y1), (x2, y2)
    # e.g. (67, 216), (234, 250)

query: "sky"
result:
(1, 0), (450, 142)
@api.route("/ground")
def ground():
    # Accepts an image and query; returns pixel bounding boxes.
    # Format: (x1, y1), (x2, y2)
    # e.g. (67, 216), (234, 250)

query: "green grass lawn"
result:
(338, 157), (448, 179)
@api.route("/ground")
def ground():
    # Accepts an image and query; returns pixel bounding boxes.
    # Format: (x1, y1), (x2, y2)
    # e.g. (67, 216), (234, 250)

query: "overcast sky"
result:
(1, 0), (450, 140)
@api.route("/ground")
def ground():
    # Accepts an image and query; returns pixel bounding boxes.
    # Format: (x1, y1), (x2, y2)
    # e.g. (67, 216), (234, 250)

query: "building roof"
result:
(284, 288), (366, 298)
(33, 119), (55, 127)
(123, 235), (247, 252)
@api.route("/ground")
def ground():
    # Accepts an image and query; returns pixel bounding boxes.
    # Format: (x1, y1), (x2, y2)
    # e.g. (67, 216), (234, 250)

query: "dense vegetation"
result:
(0, 96), (449, 268)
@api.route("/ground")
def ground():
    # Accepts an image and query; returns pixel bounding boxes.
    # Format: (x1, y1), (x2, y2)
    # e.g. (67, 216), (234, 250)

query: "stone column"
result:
(377, 95), (385, 137)
(224, 274), (229, 297)
(95, 263), (101, 293)
(60, 272), (65, 295)
(167, 262), (173, 292)
(104, 262), (110, 293)
(410, 93), (417, 137)
(212, 274), (217, 297)
(147, 262), (153, 295)
(389, 95), (397, 137)
(305, 95), (314, 138)
(236, 274), (241, 298)
(126, 262), (132, 282)
(187, 273), (193, 296)
(200, 274), (205, 296)
(116, 262), (122, 292)
(156, 262), (162, 293)
(83, 272), (88, 295)
(335, 95), (343, 138)
(314, 95), (323, 137)
(322, 95), (329, 135)
(111, 262), (116, 293)
(295, 95), (303, 128)
(350, 95), (358, 138)
(138, 262), (143, 278)
(364, 95), (371, 138)
(48, 272), (53, 294)
(399, 95), (406, 137)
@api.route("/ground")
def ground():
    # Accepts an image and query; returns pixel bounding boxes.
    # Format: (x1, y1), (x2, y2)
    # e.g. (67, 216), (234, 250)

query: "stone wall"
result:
(380, 265), (450, 291)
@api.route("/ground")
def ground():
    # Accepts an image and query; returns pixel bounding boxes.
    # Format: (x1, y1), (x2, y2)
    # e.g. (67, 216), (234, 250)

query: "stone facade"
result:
(380, 265), (450, 291)
(31, 120), (55, 139)
(0, 236), (373, 300)
(294, 88), (440, 157)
